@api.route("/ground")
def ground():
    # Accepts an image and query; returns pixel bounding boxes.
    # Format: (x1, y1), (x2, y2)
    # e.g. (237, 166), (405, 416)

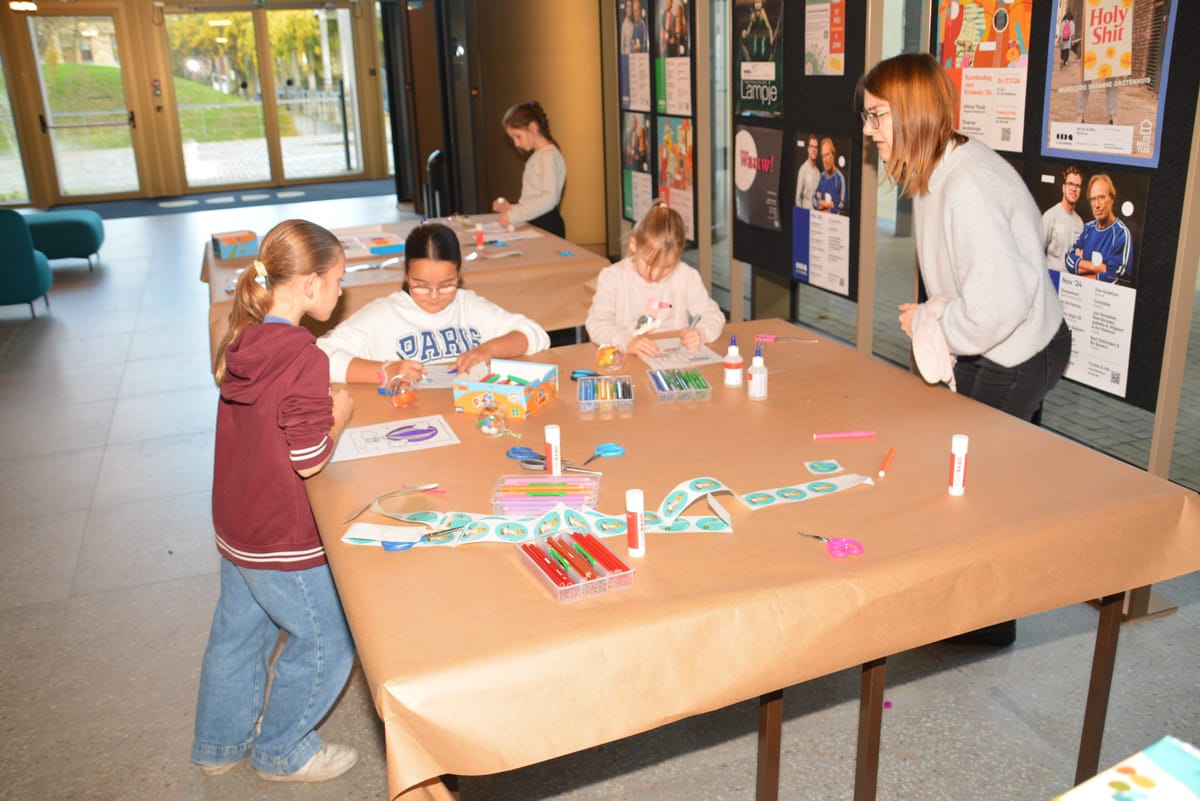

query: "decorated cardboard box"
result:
(211, 230), (259, 259)
(453, 359), (558, 419)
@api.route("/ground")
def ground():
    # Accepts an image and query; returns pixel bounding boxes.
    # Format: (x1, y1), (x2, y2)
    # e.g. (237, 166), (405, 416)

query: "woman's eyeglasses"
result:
(860, 109), (891, 131)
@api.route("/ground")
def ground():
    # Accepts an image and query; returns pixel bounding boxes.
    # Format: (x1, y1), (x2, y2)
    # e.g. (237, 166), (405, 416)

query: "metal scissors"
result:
(505, 446), (598, 474)
(797, 531), (864, 559)
(581, 442), (625, 466)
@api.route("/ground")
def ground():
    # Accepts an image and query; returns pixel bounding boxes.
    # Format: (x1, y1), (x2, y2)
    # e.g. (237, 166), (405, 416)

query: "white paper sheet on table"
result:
(641, 338), (723, 371)
(331, 414), (461, 463)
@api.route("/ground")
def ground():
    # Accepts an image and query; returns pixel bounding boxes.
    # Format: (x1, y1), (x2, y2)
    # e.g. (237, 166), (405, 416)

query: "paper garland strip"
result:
(341, 472), (871, 549)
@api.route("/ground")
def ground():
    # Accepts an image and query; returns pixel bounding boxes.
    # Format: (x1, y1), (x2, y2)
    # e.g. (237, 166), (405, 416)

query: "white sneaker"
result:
(199, 757), (244, 777)
(257, 743), (359, 783)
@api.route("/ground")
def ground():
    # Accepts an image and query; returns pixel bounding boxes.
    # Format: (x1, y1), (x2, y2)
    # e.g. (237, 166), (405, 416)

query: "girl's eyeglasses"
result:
(860, 109), (891, 131)
(409, 284), (458, 297)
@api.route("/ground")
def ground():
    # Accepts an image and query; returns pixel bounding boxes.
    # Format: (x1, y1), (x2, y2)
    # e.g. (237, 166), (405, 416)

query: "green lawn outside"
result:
(18, 62), (298, 154)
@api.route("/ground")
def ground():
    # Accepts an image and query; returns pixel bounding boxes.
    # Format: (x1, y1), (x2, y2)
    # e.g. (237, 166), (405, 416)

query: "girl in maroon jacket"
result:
(193, 219), (358, 782)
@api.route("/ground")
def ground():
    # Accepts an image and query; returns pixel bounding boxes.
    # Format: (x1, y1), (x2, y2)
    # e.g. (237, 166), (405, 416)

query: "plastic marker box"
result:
(645, 368), (712, 402)
(453, 359), (558, 419)
(577, 375), (634, 414)
(516, 535), (634, 603)
(211, 230), (258, 259)
(492, 473), (601, 516)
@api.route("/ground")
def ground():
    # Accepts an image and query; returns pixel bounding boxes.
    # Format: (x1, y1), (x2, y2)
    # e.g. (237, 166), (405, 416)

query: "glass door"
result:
(164, 5), (365, 189)
(266, 7), (362, 180)
(29, 12), (141, 197)
(165, 10), (270, 187)
(0, 46), (31, 203)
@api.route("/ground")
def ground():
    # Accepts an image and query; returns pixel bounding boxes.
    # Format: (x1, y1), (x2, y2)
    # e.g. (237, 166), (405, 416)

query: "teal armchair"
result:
(1, 208), (53, 317)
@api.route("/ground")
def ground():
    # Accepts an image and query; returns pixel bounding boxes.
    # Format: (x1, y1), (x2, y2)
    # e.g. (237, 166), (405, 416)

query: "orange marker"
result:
(878, 447), (896, 478)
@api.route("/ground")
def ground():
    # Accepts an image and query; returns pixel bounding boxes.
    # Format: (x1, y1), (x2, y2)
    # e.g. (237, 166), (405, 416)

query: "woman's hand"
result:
(492, 197), (511, 213)
(679, 328), (701, 350)
(898, 303), (917, 338)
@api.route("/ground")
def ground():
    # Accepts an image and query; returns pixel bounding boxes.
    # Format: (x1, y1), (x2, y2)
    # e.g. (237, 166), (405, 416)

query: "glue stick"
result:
(544, 425), (562, 475)
(475, 223), (484, 249)
(626, 489), (645, 557)
(948, 434), (969, 496)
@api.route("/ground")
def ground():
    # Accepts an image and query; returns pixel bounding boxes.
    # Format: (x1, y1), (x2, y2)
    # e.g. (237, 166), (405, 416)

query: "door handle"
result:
(128, 110), (136, 129)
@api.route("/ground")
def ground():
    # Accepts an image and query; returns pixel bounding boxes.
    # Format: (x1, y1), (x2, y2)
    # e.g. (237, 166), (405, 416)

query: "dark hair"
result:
(1063, 165), (1082, 182)
(857, 52), (966, 197)
(403, 223), (464, 293)
(214, 219), (341, 384)
(502, 101), (557, 148)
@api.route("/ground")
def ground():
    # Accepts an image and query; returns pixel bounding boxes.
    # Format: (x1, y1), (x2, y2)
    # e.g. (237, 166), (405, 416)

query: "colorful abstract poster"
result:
(734, 0), (784, 116)
(1032, 162), (1149, 397)
(657, 116), (695, 240)
(618, 0), (652, 111)
(733, 124), (783, 232)
(804, 0), (845, 76)
(622, 112), (654, 222)
(654, 0), (693, 116)
(1041, 0), (1176, 167)
(934, 0), (1032, 152)
(792, 132), (851, 295)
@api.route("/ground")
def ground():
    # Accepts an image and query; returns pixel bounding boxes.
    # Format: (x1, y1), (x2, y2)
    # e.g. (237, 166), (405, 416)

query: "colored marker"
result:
(878, 447), (897, 478)
(812, 430), (877, 441)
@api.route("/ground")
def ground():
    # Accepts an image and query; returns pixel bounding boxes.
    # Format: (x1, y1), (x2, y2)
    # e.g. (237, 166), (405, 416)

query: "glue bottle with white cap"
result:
(723, 335), (744, 388)
(948, 434), (969, 496)
(626, 489), (645, 557)
(747, 343), (768, 400)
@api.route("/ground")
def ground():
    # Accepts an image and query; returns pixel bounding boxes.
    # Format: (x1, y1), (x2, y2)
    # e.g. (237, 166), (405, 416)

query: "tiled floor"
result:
(1, 195), (1196, 801)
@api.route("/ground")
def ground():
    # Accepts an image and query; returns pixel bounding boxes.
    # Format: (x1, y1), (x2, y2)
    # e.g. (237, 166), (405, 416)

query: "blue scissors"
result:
(580, 442), (625, 466)
(797, 531), (864, 559)
(505, 446), (597, 474)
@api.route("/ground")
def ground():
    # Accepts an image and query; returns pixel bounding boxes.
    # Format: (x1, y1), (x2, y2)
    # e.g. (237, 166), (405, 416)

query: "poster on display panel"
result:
(1034, 163), (1148, 398)
(804, 0), (845, 76)
(655, 0), (693, 116)
(1040, 0), (1177, 167)
(618, 0), (652, 112)
(734, 0), (784, 117)
(934, 0), (1032, 153)
(621, 112), (654, 222)
(733, 124), (784, 232)
(792, 133), (852, 296)
(656, 116), (695, 241)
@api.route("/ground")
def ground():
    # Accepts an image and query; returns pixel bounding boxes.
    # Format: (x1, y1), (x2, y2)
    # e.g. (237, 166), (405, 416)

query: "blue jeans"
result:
(192, 558), (355, 775)
(953, 321), (1071, 423)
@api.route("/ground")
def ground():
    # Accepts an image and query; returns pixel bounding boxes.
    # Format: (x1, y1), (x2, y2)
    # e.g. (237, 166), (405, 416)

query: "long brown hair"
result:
(857, 52), (966, 197)
(502, 101), (558, 149)
(213, 219), (341, 384)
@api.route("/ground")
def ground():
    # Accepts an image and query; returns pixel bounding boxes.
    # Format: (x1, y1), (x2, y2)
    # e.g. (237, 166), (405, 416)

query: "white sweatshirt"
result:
(911, 138), (1063, 367)
(585, 256), (725, 348)
(508, 145), (567, 224)
(317, 289), (550, 382)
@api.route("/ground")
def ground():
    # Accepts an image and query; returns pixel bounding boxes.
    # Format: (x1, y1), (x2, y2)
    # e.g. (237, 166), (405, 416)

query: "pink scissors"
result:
(797, 531), (864, 559)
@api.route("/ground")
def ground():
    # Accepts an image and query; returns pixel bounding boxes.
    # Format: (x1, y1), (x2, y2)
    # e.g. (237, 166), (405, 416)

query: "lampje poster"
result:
(734, 0), (783, 117)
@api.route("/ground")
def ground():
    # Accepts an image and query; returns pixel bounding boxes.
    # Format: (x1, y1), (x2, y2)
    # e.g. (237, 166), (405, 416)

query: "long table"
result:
(201, 216), (608, 370)
(306, 319), (1200, 801)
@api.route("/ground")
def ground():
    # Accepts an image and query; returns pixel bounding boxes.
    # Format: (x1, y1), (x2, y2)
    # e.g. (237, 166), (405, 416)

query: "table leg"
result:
(854, 657), (887, 801)
(755, 689), (784, 801)
(1076, 591), (1125, 785)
